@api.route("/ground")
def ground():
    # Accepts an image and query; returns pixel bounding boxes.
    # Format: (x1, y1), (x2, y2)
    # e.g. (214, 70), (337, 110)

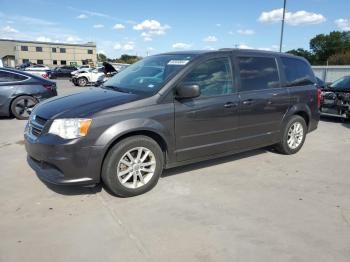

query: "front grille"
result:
(29, 115), (48, 137)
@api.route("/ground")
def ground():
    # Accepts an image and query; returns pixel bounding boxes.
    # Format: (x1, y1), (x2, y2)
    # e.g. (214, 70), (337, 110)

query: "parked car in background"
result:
(71, 63), (117, 86)
(25, 49), (319, 197)
(25, 64), (52, 78)
(320, 75), (350, 119)
(50, 66), (78, 79)
(15, 61), (33, 70)
(0, 67), (57, 119)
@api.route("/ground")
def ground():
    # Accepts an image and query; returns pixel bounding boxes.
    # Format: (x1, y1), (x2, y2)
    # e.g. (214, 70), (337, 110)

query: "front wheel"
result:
(102, 136), (164, 197)
(275, 115), (307, 155)
(78, 77), (87, 87)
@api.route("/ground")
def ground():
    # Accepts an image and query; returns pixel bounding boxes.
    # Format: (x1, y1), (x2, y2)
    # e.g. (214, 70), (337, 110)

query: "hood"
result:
(103, 62), (117, 74)
(33, 88), (142, 119)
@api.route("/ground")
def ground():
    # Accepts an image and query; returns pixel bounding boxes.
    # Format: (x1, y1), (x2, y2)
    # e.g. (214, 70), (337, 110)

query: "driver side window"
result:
(181, 57), (234, 97)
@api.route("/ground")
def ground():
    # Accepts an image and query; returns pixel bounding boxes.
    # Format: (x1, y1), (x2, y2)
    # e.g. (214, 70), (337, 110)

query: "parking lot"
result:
(0, 79), (349, 262)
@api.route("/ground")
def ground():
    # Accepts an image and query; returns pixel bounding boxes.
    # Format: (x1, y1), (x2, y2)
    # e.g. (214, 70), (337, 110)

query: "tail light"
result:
(43, 84), (54, 91)
(41, 73), (48, 78)
(317, 88), (321, 108)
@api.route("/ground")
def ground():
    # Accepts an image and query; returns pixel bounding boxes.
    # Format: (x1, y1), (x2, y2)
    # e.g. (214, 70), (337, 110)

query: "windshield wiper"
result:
(101, 85), (131, 93)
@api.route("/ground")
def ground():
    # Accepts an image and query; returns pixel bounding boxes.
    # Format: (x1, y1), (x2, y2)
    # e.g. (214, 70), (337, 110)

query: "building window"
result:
(61, 60), (67, 65)
(22, 59), (29, 63)
(37, 60), (44, 65)
(52, 48), (57, 53)
(36, 47), (43, 52)
(88, 49), (93, 54)
(53, 60), (58, 65)
(60, 48), (66, 53)
(21, 46), (28, 51)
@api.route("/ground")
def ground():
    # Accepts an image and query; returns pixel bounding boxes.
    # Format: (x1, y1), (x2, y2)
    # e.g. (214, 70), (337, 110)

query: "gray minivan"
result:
(25, 49), (320, 197)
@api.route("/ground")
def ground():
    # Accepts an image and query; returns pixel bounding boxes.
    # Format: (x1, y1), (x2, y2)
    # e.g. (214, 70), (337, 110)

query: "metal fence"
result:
(312, 65), (350, 83)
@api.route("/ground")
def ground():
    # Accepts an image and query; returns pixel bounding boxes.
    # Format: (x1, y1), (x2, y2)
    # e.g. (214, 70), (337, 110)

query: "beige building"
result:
(0, 39), (97, 67)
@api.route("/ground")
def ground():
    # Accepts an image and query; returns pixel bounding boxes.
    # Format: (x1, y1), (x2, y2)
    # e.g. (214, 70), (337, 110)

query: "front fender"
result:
(94, 118), (173, 152)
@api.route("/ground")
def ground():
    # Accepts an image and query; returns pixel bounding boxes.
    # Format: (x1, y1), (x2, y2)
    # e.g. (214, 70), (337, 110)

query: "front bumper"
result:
(25, 133), (104, 185)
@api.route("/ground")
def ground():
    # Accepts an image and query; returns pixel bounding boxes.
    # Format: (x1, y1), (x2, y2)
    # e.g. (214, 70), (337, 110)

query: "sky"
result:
(0, 0), (349, 58)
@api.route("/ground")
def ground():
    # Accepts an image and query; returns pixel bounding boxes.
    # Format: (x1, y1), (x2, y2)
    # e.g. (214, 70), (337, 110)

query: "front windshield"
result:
(330, 76), (350, 89)
(103, 54), (195, 95)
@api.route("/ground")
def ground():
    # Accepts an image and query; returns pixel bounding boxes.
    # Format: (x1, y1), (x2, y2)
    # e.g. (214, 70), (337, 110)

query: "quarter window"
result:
(181, 57), (234, 97)
(238, 56), (280, 91)
(0, 71), (28, 82)
(281, 57), (314, 86)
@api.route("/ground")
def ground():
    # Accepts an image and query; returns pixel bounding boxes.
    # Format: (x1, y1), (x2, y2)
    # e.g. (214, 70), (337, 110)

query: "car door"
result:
(174, 56), (239, 161)
(235, 55), (290, 149)
(0, 70), (27, 114)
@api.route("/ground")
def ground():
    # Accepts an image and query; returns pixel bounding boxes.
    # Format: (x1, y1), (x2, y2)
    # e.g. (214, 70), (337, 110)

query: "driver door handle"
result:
(242, 99), (254, 105)
(224, 102), (237, 108)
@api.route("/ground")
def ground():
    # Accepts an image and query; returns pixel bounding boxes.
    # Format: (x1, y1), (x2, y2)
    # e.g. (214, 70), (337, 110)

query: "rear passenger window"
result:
(238, 56), (279, 91)
(182, 57), (234, 97)
(0, 71), (28, 82)
(281, 57), (314, 86)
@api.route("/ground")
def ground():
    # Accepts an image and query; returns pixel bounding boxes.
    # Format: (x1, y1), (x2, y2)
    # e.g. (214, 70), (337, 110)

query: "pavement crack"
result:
(96, 192), (157, 262)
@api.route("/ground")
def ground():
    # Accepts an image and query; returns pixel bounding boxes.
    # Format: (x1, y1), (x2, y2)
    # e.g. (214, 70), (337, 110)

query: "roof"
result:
(0, 38), (96, 47)
(158, 48), (299, 58)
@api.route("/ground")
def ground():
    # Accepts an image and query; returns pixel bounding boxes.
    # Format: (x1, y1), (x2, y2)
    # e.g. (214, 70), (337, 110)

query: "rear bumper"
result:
(25, 134), (104, 185)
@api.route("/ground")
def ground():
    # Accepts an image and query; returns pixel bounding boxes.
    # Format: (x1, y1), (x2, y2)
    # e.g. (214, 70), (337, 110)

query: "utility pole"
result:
(279, 0), (287, 52)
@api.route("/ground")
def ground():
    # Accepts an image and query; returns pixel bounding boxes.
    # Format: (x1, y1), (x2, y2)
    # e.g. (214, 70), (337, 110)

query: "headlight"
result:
(48, 118), (92, 139)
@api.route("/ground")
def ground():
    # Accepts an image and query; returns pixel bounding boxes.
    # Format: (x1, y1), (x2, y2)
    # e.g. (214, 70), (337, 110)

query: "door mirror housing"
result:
(176, 84), (200, 99)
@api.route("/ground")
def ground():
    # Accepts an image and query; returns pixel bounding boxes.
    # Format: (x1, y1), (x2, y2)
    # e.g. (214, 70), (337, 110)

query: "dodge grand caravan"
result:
(24, 49), (320, 197)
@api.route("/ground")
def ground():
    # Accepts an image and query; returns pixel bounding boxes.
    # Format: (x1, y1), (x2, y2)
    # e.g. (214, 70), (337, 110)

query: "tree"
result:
(310, 31), (350, 64)
(97, 53), (107, 62)
(287, 48), (316, 64)
(115, 54), (142, 64)
(328, 50), (350, 65)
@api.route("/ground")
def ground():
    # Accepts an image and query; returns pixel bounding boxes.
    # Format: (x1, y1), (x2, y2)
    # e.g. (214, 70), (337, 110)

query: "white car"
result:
(71, 67), (105, 87)
(25, 64), (50, 71)
(24, 64), (51, 78)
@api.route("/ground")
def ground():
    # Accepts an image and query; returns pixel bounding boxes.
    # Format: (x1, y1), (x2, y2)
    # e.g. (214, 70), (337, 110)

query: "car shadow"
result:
(162, 148), (269, 178)
(37, 148), (270, 196)
(41, 181), (103, 196)
(320, 115), (350, 129)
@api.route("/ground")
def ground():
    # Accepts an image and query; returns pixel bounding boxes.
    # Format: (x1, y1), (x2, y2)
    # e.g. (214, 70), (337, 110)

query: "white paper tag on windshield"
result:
(168, 60), (189, 65)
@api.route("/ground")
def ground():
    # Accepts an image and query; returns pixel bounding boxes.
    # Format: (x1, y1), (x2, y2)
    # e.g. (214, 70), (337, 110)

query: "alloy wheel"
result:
(287, 122), (304, 149)
(116, 147), (156, 189)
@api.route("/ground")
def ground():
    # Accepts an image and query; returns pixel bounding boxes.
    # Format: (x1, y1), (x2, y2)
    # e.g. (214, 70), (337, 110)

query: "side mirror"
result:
(176, 84), (200, 99)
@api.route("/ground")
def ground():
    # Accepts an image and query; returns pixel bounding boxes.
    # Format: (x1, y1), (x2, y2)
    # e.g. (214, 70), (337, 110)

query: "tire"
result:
(102, 135), (164, 197)
(10, 95), (37, 120)
(275, 115), (307, 155)
(78, 77), (88, 87)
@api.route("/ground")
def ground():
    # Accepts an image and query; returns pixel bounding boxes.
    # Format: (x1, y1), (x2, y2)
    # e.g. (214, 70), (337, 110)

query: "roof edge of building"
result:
(0, 38), (96, 47)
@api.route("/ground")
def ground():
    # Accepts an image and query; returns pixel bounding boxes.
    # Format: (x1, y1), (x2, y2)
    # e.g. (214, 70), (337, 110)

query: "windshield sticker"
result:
(168, 60), (189, 65)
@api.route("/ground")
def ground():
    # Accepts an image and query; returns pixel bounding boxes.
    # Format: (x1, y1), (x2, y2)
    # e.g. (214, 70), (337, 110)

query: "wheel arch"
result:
(282, 104), (311, 130)
(9, 94), (38, 116)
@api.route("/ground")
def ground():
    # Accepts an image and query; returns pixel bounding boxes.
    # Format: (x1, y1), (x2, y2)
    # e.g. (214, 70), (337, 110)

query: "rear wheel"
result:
(102, 136), (164, 197)
(78, 77), (88, 87)
(10, 95), (37, 120)
(275, 115), (307, 155)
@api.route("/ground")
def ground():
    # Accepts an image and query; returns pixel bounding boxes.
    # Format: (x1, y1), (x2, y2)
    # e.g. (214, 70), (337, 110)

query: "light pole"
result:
(279, 0), (287, 52)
